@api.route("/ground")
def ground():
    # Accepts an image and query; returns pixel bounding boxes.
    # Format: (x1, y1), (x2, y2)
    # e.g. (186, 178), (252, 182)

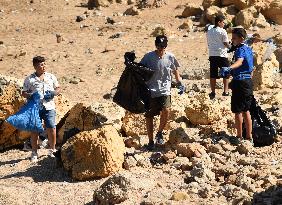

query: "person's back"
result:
(207, 26), (228, 58)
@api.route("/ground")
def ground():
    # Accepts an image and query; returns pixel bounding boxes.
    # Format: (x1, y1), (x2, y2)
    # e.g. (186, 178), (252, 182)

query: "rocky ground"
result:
(0, 0), (282, 204)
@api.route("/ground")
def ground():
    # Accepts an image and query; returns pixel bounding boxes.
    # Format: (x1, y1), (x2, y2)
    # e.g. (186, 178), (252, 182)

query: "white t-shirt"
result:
(207, 26), (229, 58)
(23, 72), (59, 110)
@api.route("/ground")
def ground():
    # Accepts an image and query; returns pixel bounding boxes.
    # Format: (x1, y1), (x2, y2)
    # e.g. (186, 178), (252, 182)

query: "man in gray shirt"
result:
(140, 35), (184, 150)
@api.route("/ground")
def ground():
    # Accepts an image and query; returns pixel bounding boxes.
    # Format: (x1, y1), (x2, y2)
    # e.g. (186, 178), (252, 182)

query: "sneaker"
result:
(222, 92), (230, 96)
(155, 132), (165, 145)
(48, 149), (57, 158)
(209, 92), (216, 99)
(146, 141), (155, 151)
(30, 151), (38, 162)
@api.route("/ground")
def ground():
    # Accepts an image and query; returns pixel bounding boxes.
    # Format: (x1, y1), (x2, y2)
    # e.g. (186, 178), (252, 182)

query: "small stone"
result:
(109, 32), (124, 39)
(76, 15), (87, 22)
(236, 140), (253, 155)
(123, 6), (140, 16)
(123, 156), (137, 170)
(171, 192), (189, 201)
(106, 17), (115, 24)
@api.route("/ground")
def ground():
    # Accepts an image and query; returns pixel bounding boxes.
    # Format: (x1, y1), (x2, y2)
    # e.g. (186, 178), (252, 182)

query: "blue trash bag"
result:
(6, 92), (44, 133)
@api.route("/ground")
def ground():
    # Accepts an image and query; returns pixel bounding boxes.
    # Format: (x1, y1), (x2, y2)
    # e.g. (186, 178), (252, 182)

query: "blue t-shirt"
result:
(232, 44), (254, 80)
(140, 51), (180, 98)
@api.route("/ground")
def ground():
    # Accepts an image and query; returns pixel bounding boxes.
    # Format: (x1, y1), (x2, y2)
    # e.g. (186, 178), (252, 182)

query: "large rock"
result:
(61, 125), (125, 180)
(0, 75), (28, 150)
(88, 0), (110, 8)
(233, 0), (270, 11)
(202, 0), (221, 10)
(262, 0), (282, 25)
(252, 42), (280, 90)
(235, 6), (269, 28)
(185, 93), (221, 125)
(175, 142), (206, 158)
(123, 6), (140, 16)
(182, 4), (203, 17)
(58, 102), (125, 143)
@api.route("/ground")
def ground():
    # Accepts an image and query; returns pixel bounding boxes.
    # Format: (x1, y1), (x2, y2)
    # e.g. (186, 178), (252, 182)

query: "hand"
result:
(176, 81), (186, 95)
(44, 90), (56, 101)
(220, 67), (232, 78)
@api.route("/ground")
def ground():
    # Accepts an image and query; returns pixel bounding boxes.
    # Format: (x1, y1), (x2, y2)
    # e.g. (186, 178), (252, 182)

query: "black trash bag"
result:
(243, 96), (277, 147)
(113, 52), (154, 114)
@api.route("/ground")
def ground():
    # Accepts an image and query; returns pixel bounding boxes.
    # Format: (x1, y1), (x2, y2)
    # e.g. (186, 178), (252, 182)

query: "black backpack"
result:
(243, 96), (277, 147)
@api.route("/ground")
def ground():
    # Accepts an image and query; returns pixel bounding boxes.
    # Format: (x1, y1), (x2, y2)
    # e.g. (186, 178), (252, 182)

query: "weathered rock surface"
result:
(61, 125), (125, 180)
(182, 4), (203, 17)
(262, 0), (282, 25)
(252, 42), (279, 90)
(58, 102), (125, 143)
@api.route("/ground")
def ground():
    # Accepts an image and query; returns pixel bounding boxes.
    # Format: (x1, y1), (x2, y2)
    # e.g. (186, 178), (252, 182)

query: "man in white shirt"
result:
(22, 56), (60, 162)
(207, 15), (231, 99)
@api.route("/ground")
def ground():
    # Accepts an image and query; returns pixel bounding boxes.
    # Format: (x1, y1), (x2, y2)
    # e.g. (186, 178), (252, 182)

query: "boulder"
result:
(88, 0), (110, 8)
(233, 0), (270, 11)
(235, 6), (269, 28)
(273, 33), (282, 45)
(61, 125), (125, 180)
(168, 127), (200, 145)
(0, 75), (28, 150)
(181, 4), (203, 17)
(205, 6), (225, 24)
(54, 94), (73, 124)
(151, 26), (171, 37)
(202, 0), (221, 10)
(262, 0), (282, 25)
(184, 93), (221, 125)
(123, 6), (140, 16)
(252, 42), (279, 90)
(58, 102), (125, 143)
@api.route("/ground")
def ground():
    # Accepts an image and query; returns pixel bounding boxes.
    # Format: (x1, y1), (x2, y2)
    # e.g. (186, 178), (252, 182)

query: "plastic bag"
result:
(243, 96), (277, 147)
(6, 92), (44, 133)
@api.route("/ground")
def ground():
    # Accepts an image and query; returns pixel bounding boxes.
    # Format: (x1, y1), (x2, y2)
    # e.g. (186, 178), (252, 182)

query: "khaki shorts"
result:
(145, 95), (171, 118)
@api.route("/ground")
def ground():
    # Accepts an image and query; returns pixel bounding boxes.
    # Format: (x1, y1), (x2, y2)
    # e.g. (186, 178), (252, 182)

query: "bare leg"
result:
(46, 128), (56, 150)
(158, 107), (169, 133)
(242, 111), (252, 140)
(235, 113), (243, 138)
(31, 133), (39, 152)
(146, 117), (154, 142)
(210, 78), (216, 93)
(223, 78), (229, 93)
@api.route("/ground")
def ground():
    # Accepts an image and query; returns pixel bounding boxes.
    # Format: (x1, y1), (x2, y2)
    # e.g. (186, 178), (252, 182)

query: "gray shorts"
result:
(145, 95), (171, 118)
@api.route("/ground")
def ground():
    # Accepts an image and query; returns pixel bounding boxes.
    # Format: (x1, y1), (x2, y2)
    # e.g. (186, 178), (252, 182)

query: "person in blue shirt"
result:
(220, 28), (254, 144)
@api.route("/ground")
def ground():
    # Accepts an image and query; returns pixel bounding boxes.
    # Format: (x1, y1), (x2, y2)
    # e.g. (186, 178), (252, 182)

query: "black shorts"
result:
(230, 79), (253, 113)
(209, 56), (230, 79)
(145, 95), (171, 118)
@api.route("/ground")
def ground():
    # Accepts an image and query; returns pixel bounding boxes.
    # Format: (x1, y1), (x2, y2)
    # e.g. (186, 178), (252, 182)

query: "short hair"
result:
(33, 56), (45, 66)
(232, 28), (247, 39)
(214, 15), (225, 26)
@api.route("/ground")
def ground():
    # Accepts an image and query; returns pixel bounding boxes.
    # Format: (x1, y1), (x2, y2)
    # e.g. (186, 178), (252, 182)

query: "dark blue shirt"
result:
(232, 44), (254, 80)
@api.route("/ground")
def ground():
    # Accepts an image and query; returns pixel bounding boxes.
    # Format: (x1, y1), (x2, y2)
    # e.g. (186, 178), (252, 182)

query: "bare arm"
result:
(173, 69), (181, 83)
(230, 58), (244, 70)
(22, 91), (32, 99)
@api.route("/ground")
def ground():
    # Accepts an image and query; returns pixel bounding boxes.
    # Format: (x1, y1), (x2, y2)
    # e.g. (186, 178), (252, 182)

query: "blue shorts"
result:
(39, 108), (56, 129)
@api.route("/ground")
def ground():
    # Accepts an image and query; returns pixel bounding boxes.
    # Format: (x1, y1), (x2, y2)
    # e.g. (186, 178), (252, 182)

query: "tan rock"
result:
(235, 6), (269, 28)
(61, 125), (125, 180)
(262, 0), (282, 25)
(54, 94), (73, 124)
(252, 42), (279, 90)
(185, 93), (221, 125)
(137, 0), (167, 9)
(205, 6), (225, 24)
(123, 6), (140, 16)
(178, 20), (194, 32)
(236, 140), (253, 155)
(221, 0), (234, 6)
(58, 102), (125, 143)
(202, 0), (221, 10)
(171, 192), (189, 201)
(151, 26), (171, 37)
(169, 127), (200, 145)
(175, 142), (206, 158)
(273, 33), (282, 45)
(233, 0), (270, 11)
(181, 4), (203, 17)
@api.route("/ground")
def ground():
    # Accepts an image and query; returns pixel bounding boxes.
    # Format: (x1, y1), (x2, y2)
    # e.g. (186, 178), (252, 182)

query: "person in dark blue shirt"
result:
(220, 28), (254, 145)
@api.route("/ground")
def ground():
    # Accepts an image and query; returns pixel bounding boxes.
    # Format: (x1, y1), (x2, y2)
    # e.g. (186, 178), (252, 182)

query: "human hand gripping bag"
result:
(6, 92), (44, 133)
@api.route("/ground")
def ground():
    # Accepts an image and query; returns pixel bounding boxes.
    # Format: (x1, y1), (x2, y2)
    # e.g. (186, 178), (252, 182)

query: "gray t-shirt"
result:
(140, 51), (180, 98)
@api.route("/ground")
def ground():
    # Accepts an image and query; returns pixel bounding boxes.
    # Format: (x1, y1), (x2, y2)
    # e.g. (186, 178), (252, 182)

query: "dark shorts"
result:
(145, 95), (171, 118)
(209, 56), (230, 79)
(39, 108), (56, 129)
(230, 79), (253, 113)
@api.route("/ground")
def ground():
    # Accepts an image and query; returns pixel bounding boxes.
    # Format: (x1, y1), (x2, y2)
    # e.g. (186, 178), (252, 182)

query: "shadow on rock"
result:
(0, 156), (72, 183)
(252, 184), (282, 205)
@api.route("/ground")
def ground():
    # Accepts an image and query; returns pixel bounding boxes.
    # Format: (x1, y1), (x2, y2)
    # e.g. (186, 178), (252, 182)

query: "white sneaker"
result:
(30, 151), (38, 162)
(48, 149), (57, 158)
